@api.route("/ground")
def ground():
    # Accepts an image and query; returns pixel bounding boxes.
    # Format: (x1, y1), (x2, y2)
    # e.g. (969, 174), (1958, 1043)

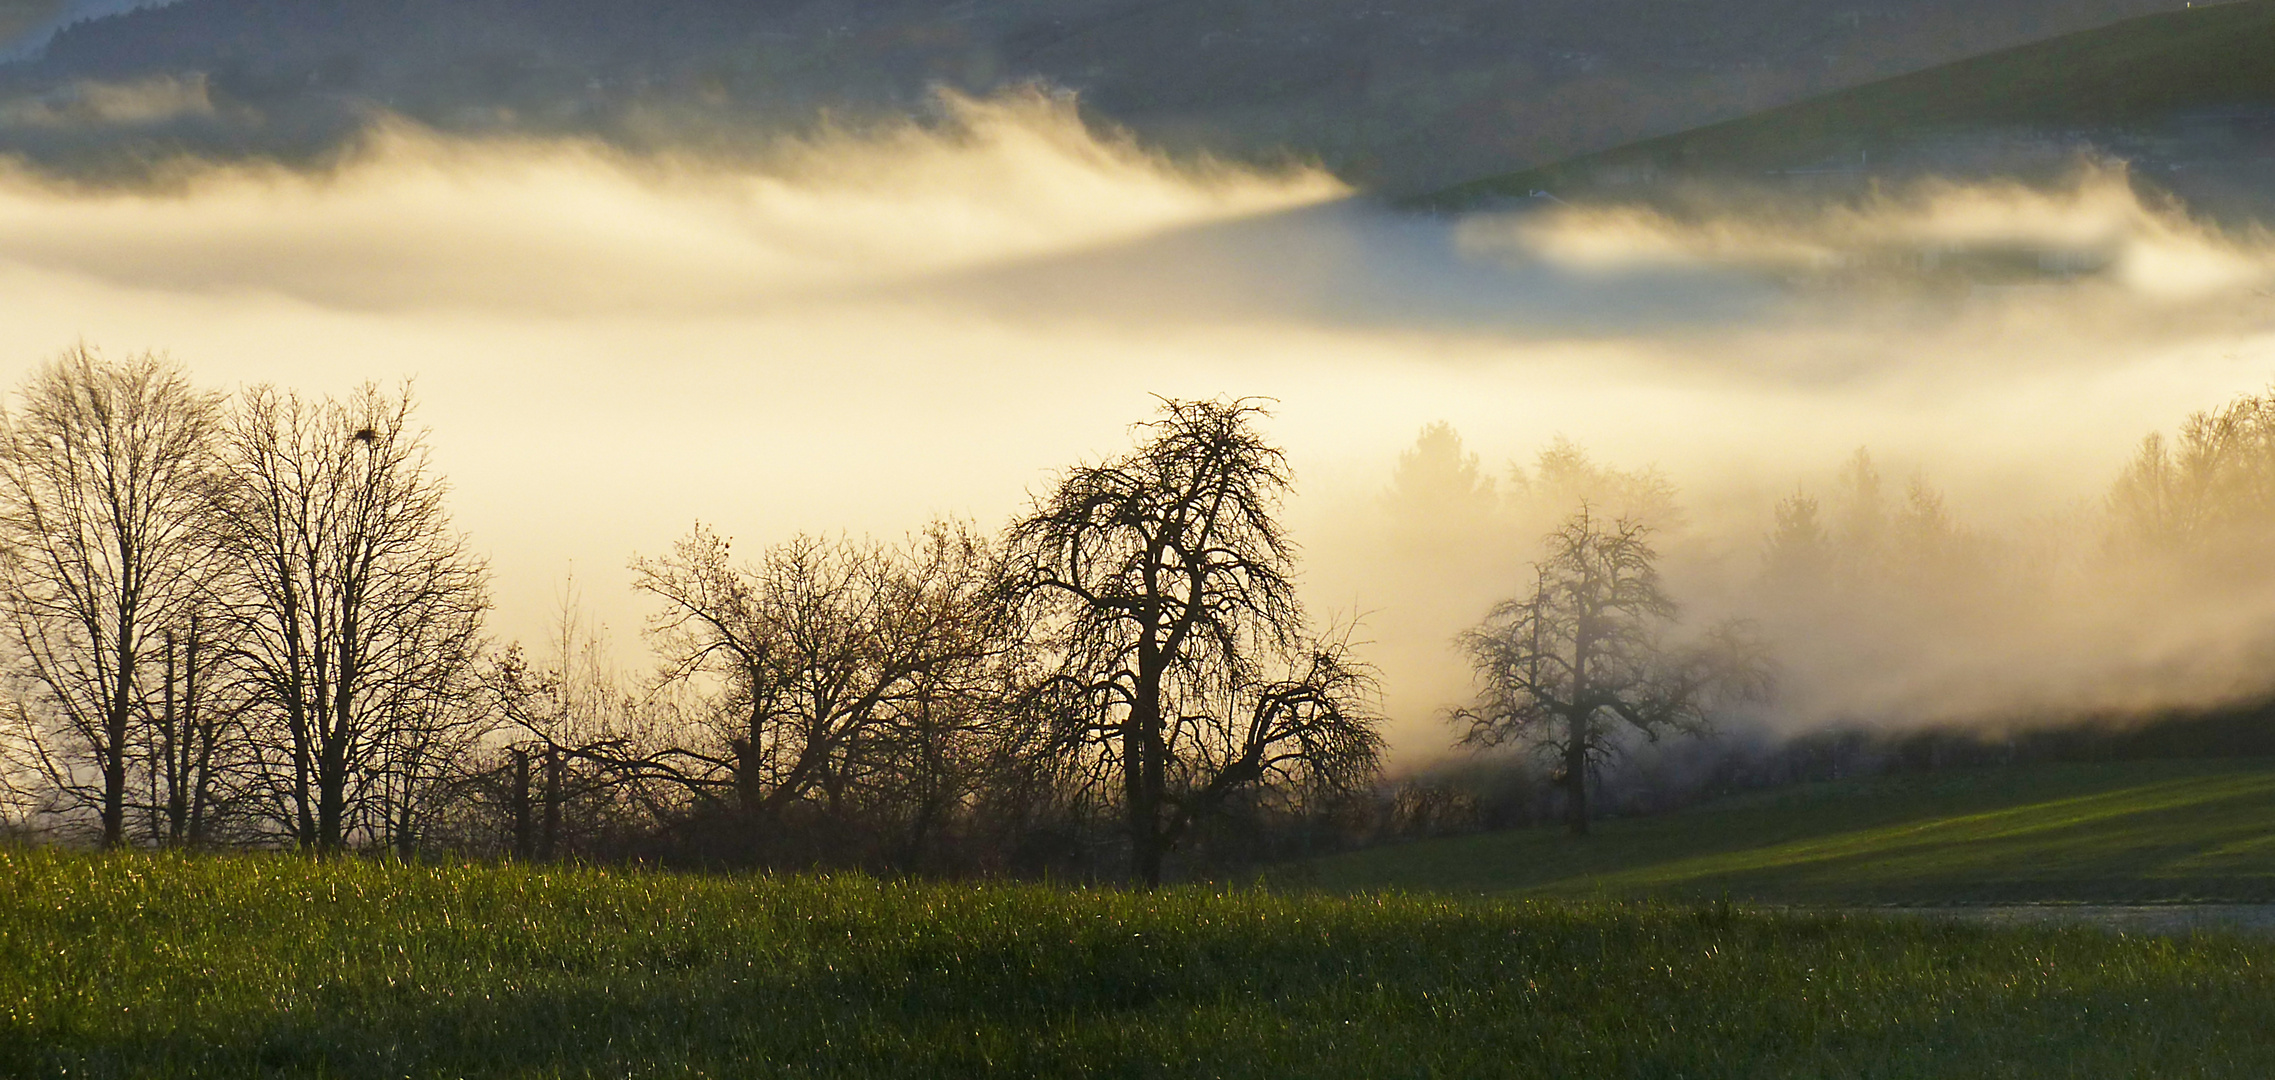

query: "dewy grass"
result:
(1289, 759), (2275, 903)
(2, 849), (2273, 1077)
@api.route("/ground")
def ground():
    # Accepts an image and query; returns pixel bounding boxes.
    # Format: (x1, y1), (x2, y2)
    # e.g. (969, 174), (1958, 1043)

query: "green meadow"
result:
(4, 841), (2275, 1078)
(1289, 759), (2275, 903)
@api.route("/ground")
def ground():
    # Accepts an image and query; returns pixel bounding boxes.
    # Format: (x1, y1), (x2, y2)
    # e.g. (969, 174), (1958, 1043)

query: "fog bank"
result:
(2, 91), (2272, 759)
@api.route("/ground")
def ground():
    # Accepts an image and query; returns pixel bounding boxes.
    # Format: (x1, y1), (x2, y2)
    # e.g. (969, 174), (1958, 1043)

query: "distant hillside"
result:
(0, 0), (2187, 191)
(1286, 758), (2275, 904)
(1421, 0), (2275, 208)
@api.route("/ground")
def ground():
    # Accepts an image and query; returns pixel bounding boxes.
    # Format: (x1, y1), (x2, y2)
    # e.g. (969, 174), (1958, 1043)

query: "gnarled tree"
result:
(1011, 398), (1382, 885)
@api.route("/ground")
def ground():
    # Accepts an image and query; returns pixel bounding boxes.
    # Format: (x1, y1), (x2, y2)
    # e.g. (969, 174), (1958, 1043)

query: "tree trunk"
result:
(510, 747), (532, 859)
(101, 623), (134, 848)
(317, 754), (346, 851)
(291, 713), (317, 848)
(1566, 624), (1595, 837)
(395, 790), (419, 859)
(541, 745), (562, 860)
(185, 620), (210, 846)
(1128, 647), (1165, 887)
(1125, 707), (1159, 886)
(162, 631), (187, 844)
(316, 703), (347, 851)
(1141, 718), (1170, 885)
(320, 625), (354, 852)
(1564, 707), (1591, 837)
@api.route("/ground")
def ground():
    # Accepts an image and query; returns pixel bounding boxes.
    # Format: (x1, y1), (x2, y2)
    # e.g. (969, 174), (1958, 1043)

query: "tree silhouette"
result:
(217, 383), (488, 853)
(629, 521), (1023, 860)
(0, 347), (226, 847)
(1011, 398), (1381, 885)
(2109, 388), (2275, 559)
(1454, 508), (1769, 836)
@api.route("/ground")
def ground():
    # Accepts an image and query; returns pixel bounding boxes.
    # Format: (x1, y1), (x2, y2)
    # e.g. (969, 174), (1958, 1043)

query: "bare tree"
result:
(629, 521), (1019, 861)
(2109, 388), (2275, 557)
(136, 613), (241, 846)
(1010, 398), (1382, 885)
(0, 347), (225, 847)
(217, 383), (488, 852)
(1454, 508), (1769, 836)
(475, 577), (671, 861)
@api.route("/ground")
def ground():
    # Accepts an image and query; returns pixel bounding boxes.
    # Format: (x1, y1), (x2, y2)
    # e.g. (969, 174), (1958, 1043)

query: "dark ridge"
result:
(1416, 0), (2275, 209)
(0, 0), (2189, 192)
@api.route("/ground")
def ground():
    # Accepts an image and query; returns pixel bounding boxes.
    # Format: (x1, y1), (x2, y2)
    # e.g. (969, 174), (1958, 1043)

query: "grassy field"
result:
(1288, 759), (2275, 904)
(4, 848), (2275, 1077)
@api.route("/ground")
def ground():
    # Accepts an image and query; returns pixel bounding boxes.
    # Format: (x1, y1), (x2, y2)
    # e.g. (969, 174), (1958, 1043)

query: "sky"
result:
(1, 91), (2272, 759)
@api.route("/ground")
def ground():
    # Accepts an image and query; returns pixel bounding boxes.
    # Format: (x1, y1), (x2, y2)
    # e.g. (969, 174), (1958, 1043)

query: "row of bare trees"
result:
(0, 351), (1380, 883)
(7, 346), (1878, 869)
(0, 348), (486, 853)
(0, 347), (1776, 865)
(568, 399), (1384, 883)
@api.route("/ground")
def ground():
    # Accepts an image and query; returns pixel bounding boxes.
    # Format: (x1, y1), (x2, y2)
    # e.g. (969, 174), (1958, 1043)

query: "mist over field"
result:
(3, 90), (2272, 761)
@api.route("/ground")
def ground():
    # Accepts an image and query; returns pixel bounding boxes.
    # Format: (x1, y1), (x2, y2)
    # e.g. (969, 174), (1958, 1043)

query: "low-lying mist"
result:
(3, 88), (2272, 763)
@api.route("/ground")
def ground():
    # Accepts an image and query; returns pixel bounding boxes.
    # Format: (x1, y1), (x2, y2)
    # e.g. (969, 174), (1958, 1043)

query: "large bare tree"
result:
(0, 347), (225, 847)
(1011, 398), (1382, 885)
(1454, 508), (1770, 835)
(218, 383), (488, 852)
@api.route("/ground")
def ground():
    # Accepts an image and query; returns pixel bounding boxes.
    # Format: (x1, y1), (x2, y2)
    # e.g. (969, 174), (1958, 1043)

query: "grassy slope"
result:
(1417, 0), (2275, 208)
(4, 850), (2275, 1078)
(1289, 759), (2275, 903)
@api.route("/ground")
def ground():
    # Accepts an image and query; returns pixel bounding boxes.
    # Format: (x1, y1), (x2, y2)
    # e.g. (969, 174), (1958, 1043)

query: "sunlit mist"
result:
(4, 88), (2273, 760)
